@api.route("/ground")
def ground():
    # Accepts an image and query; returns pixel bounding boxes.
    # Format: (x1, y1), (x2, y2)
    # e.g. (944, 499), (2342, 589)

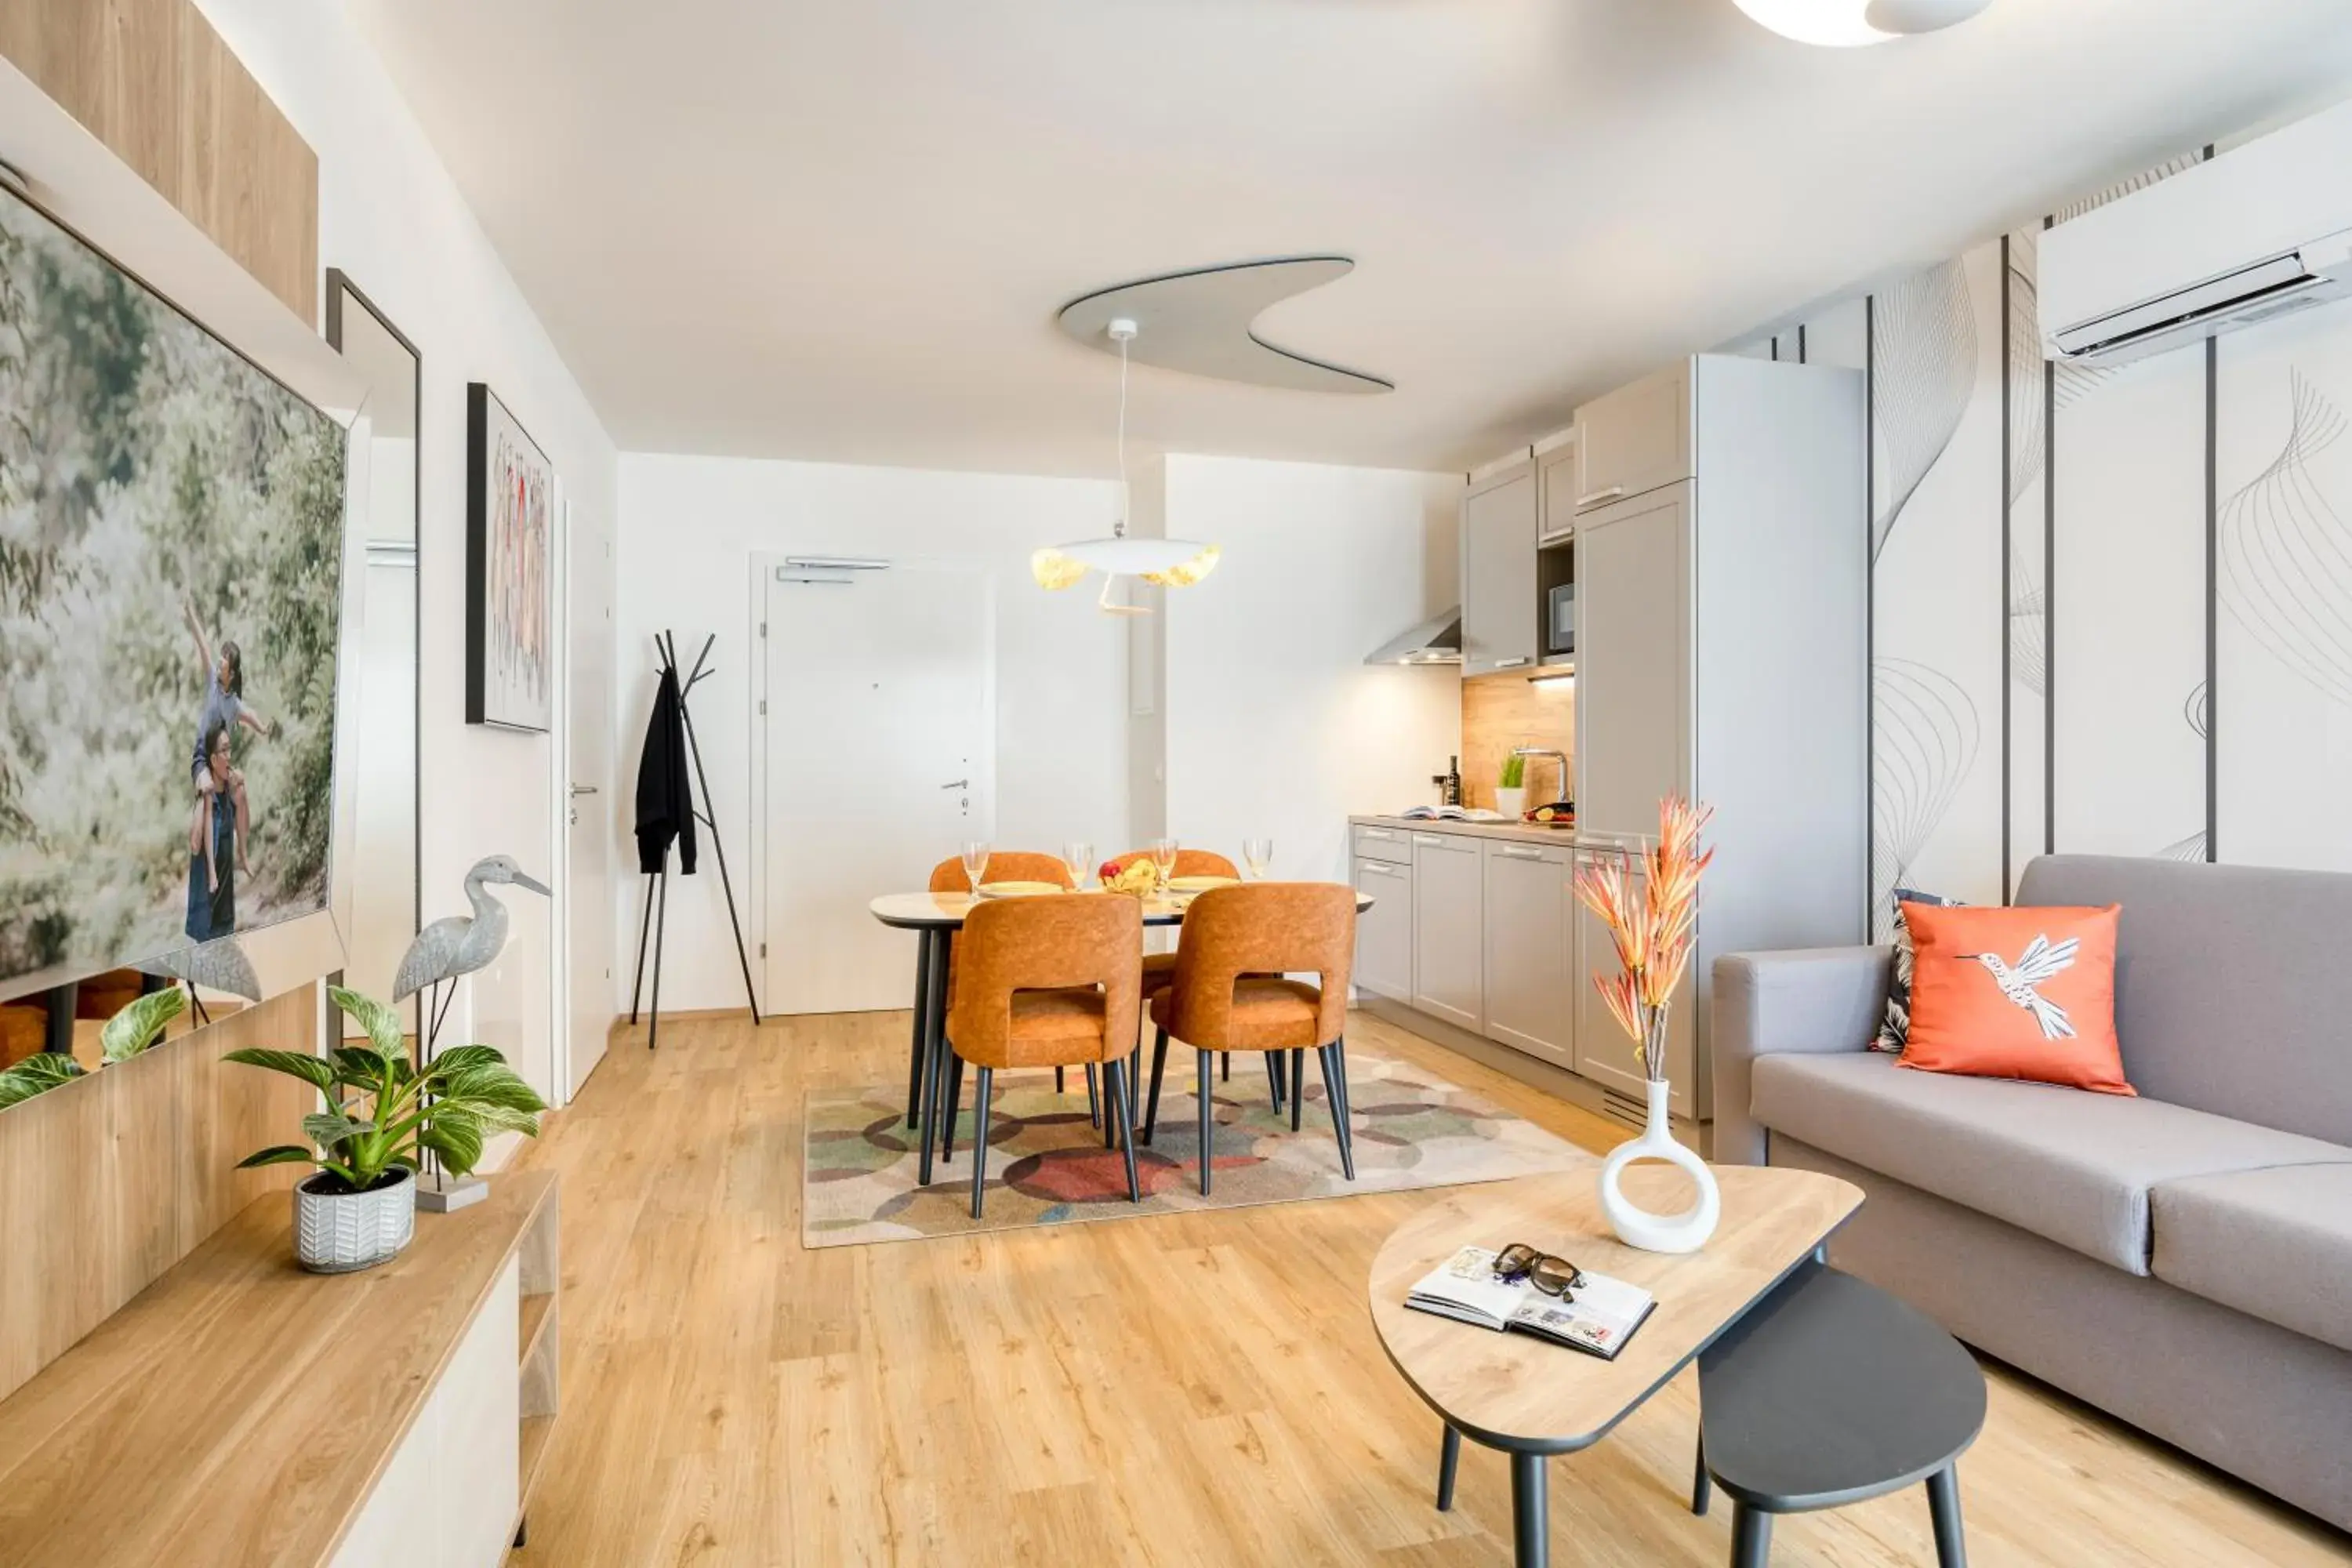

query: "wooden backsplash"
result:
(1461, 670), (1573, 811)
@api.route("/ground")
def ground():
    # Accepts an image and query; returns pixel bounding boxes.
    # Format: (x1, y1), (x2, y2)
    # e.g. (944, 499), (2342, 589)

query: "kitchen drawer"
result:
(1352, 856), (1414, 1002)
(1352, 824), (1414, 865)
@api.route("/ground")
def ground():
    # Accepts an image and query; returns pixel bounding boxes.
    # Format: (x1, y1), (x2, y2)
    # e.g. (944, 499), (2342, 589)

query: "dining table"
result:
(868, 885), (1374, 1189)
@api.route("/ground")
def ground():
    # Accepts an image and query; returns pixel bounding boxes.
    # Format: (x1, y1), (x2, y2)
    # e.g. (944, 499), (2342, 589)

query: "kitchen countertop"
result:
(1351, 813), (1635, 849)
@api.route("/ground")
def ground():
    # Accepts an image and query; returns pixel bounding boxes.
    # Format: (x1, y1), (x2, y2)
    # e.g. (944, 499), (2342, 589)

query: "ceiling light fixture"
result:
(1730, 0), (1991, 47)
(1032, 318), (1220, 612)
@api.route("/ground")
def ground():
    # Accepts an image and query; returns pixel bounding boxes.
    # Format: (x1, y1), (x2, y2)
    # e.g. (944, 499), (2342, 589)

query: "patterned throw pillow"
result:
(1897, 901), (2133, 1096)
(1874, 888), (1962, 1051)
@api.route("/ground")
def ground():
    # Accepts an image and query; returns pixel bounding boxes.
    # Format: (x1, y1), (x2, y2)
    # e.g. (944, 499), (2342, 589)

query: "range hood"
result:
(1365, 608), (1462, 666)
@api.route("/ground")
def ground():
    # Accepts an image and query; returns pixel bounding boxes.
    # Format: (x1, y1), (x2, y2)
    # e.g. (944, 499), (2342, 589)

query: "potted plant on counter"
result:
(1496, 753), (1528, 821)
(227, 986), (547, 1273)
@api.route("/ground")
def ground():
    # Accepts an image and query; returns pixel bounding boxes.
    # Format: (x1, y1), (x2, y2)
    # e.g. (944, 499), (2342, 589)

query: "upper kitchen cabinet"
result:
(1534, 430), (1579, 544)
(1570, 353), (1868, 1123)
(1459, 457), (1539, 676)
(1573, 358), (1692, 514)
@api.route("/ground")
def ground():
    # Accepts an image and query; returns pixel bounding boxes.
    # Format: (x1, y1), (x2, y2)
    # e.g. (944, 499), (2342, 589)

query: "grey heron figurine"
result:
(394, 855), (552, 1054)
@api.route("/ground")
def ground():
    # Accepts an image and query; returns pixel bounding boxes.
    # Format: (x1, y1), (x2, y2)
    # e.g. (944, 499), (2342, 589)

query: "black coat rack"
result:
(629, 631), (760, 1048)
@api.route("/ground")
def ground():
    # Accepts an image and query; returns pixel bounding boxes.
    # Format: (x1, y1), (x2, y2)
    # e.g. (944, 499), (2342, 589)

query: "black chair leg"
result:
(1102, 1064), (1117, 1149)
(1221, 1051), (1231, 1082)
(1436, 1424), (1461, 1512)
(1731, 1503), (1772, 1568)
(1143, 1027), (1171, 1143)
(1196, 1047), (1214, 1196)
(1333, 1035), (1353, 1124)
(1265, 1051), (1285, 1112)
(1692, 1431), (1710, 1516)
(1128, 1044), (1142, 1122)
(1056, 1065), (1065, 1095)
(1318, 1044), (1355, 1180)
(942, 1055), (965, 1166)
(967, 1066), (993, 1219)
(1290, 1047), (1305, 1132)
(1926, 1466), (1967, 1568)
(1085, 1063), (1102, 1128)
(1109, 1060), (1141, 1202)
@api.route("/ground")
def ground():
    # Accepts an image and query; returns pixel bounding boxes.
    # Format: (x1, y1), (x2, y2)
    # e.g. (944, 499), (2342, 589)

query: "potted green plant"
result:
(227, 985), (547, 1273)
(1496, 752), (1529, 820)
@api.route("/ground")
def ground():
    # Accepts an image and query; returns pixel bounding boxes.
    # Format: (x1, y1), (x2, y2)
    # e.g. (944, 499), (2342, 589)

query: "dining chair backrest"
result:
(1116, 848), (1239, 880)
(948, 893), (1142, 1065)
(927, 852), (1076, 894)
(1164, 882), (1355, 1048)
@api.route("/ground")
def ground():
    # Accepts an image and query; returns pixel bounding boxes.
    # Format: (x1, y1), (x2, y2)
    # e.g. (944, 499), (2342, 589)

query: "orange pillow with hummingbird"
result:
(1896, 901), (2133, 1096)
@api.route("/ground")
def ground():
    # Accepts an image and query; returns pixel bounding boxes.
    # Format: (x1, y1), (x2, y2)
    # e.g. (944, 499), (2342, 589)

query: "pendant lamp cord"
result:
(1114, 332), (1130, 539)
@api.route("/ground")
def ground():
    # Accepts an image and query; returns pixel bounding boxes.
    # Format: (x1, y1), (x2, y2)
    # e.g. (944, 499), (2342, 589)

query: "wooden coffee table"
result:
(1367, 1164), (1864, 1567)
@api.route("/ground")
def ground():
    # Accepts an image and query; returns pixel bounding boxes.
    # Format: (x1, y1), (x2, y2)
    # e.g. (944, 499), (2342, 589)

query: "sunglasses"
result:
(1494, 1243), (1586, 1298)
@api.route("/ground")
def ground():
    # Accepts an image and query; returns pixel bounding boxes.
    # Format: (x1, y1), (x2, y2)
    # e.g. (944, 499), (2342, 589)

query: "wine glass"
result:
(1062, 840), (1094, 890)
(1150, 836), (1179, 881)
(1243, 837), (1274, 880)
(960, 840), (990, 891)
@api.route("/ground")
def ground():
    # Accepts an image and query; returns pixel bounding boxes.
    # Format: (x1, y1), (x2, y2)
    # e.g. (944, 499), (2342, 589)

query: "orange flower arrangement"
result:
(1573, 797), (1714, 1083)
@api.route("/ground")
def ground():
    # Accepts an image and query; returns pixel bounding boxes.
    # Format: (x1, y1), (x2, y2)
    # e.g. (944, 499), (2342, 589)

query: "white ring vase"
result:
(1598, 1079), (1720, 1254)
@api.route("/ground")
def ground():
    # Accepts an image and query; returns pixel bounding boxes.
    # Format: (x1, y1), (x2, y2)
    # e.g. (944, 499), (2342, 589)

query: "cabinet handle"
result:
(1576, 485), (1626, 508)
(1360, 829), (1395, 840)
(1497, 846), (1547, 860)
(1493, 655), (1531, 670)
(1414, 834), (1443, 846)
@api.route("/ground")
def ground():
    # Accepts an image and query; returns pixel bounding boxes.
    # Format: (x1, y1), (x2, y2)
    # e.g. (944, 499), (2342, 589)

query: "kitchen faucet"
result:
(1512, 746), (1570, 803)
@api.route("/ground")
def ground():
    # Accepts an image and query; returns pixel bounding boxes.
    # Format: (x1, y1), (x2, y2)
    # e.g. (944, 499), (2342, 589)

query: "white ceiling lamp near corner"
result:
(1032, 317), (1220, 613)
(1732, 0), (1992, 47)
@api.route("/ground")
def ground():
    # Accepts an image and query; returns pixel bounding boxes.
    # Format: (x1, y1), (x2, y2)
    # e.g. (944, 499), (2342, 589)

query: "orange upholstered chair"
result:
(927, 853), (1076, 894)
(935, 893), (1144, 1218)
(1142, 882), (1358, 1193)
(1126, 848), (1241, 995)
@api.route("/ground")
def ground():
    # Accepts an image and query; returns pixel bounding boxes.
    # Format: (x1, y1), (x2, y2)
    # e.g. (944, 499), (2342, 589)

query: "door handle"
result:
(1576, 485), (1626, 508)
(568, 783), (598, 797)
(940, 779), (970, 790)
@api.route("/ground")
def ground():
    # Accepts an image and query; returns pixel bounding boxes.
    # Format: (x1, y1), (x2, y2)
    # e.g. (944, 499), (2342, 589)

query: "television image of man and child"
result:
(183, 599), (281, 946)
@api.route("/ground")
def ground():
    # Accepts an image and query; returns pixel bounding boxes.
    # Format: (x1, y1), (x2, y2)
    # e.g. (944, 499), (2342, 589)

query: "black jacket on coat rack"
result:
(633, 663), (698, 875)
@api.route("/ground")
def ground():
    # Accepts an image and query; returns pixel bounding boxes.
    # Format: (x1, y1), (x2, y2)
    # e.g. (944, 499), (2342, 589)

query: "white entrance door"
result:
(564, 501), (616, 1094)
(763, 562), (994, 1014)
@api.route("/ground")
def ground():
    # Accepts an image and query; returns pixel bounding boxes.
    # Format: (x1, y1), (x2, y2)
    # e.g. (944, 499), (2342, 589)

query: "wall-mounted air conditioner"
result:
(2042, 96), (2352, 367)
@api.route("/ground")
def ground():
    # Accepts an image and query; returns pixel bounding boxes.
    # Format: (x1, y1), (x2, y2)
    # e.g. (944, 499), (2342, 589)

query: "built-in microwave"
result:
(1547, 583), (1575, 659)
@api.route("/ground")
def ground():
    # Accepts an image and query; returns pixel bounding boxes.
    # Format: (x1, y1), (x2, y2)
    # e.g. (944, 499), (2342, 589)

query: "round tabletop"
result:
(1366, 1165), (1862, 1455)
(868, 887), (1374, 931)
(1697, 1263), (1985, 1511)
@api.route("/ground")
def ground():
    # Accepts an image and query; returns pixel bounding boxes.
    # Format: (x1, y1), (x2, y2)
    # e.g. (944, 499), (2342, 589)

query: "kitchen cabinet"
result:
(1460, 459), (1538, 676)
(1482, 837), (1573, 1066)
(1410, 831), (1485, 1031)
(1536, 438), (1580, 544)
(1569, 354), (1869, 1125)
(1352, 855), (1414, 1001)
(1573, 358), (1692, 514)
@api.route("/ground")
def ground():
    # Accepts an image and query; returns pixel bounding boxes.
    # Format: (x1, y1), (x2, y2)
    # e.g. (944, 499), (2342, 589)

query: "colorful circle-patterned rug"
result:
(803, 1042), (1592, 1247)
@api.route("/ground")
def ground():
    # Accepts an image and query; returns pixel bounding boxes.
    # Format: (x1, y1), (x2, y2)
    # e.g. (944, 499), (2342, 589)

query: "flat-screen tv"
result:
(0, 180), (348, 993)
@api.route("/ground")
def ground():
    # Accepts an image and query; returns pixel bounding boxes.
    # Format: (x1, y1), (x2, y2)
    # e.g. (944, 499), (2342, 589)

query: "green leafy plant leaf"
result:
(328, 985), (407, 1065)
(419, 1107), (485, 1178)
(302, 1110), (371, 1150)
(234, 1144), (318, 1171)
(0, 1052), (85, 1109)
(428, 1044), (504, 1075)
(223, 1047), (336, 1094)
(100, 987), (186, 1063)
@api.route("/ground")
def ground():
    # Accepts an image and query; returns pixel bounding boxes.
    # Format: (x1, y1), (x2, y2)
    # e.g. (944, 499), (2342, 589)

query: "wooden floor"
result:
(507, 1009), (2351, 1567)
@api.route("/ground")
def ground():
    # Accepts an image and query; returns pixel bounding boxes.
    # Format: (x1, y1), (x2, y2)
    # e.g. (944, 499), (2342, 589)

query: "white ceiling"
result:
(350, 0), (2352, 477)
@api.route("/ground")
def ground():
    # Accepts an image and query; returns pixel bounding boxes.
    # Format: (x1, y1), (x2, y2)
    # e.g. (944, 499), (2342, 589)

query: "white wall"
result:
(1160, 456), (1462, 886)
(613, 453), (1125, 1013)
(192, 2), (621, 1121)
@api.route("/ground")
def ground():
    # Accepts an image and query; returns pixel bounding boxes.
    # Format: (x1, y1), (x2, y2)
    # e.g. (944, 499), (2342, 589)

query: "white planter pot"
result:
(1598, 1079), (1721, 1254)
(1495, 787), (1527, 820)
(293, 1167), (416, 1273)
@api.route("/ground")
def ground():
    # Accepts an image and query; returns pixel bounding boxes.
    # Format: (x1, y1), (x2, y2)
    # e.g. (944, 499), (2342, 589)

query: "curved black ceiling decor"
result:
(1055, 257), (1393, 395)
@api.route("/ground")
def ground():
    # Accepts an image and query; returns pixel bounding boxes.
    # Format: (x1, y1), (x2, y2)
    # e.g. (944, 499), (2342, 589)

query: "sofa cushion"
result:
(2152, 1163), (2352, 1354)
(1751, 1051), (2352, 1273)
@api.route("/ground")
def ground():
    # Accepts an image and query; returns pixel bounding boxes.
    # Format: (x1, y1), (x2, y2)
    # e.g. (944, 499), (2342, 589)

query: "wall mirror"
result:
(325, 272), (423, 1029)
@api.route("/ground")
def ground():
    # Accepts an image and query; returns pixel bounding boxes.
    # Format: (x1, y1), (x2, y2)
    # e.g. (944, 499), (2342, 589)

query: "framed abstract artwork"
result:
(466, 383), (554, 731)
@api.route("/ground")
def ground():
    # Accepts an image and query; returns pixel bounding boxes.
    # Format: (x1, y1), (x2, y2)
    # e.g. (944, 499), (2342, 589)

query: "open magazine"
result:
(1404, 1245), (1657, 1360)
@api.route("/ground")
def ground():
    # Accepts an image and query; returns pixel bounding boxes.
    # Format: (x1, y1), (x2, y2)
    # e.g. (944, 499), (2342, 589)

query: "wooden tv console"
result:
(0, 1170), (561, 1566)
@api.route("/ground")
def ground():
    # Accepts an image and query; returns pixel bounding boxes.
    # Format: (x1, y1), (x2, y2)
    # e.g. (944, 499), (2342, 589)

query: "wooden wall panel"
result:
(0, 0), (318, 320)
(0, 982), (319, 1403)
(1461, 669), (1576, 812)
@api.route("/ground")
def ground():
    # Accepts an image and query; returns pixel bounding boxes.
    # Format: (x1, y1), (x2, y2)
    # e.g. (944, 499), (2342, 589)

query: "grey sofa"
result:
(1713, 854), (2352, 1532)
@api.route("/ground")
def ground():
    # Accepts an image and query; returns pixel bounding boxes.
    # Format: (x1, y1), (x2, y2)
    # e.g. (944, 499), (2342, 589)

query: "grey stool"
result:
(1694, 1261), (1984, 1567)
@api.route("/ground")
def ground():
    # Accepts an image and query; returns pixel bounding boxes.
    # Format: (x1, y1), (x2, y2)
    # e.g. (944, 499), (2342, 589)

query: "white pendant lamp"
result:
(1731, 0), (1991, 47)
(1032, 318), (1220, 612)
